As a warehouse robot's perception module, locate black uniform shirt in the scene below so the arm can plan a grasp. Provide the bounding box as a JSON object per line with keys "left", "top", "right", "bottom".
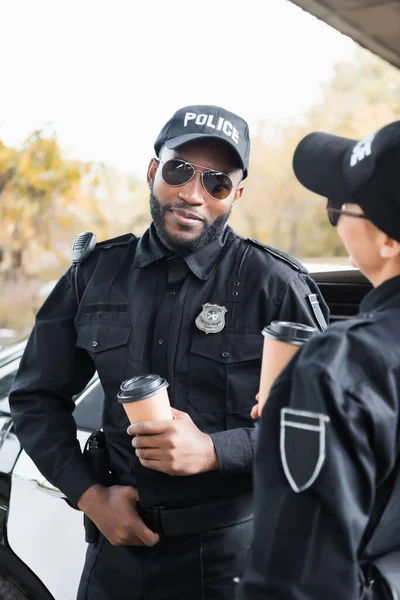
{"left": 238, "top": 274, "right": 400, "bottom": 600}
{"left": 10, "top": 225, "right": 328, "bottom": 508}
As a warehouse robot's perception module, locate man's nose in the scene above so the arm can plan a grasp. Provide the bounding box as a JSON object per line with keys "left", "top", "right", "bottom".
{"left": 178, "top": 172, "right": 205, "bottom": 205}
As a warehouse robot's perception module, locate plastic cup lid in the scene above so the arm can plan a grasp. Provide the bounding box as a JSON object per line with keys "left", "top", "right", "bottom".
{"left": 262, "top": 321, "right": 318, "bottom": 346}
{"left": 117, "top": 374, "right": 169, "bottom": 403}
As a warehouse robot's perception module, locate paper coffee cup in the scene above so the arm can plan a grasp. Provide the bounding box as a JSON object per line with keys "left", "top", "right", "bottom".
{"left": 258, "top": 321, "right": 317, "bottom": 415}
{"left": 117, "top": 374, "right": 173, "bottom": 424}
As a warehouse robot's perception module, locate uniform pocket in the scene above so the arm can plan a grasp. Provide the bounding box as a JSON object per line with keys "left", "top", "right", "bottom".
{"left": 188, "top": 332, "right": 263, "bottom": 430}
{"left": 76, "top": 322, "right": 131, "bottom": 353}
{"left": 76, "top": 311, "right": 131, "bottom": 391}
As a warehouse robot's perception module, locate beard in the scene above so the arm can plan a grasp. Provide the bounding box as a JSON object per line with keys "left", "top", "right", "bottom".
{"left": 149, "top": 191, "right": 232, "bottom": 254}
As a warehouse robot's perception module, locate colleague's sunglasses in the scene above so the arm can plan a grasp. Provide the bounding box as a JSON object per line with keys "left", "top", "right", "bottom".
{"left": 326, "top": 202, "right": 368, "bottom": 226}
{"left": 159, "top": 158, "right": 236, "bottom": 200}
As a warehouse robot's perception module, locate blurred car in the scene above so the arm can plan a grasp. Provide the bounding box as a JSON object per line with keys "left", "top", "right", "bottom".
{"left": 0, "top": 339, "right": 103, "bottom": 600}
{"left": 0, "top": 330, "right": 18, "bottom": 350}
{"left": 0, "top": 267, "right": 371, "bottom": 600}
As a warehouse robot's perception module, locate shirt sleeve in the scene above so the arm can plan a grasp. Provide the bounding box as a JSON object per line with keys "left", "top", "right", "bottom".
{"left": 209, "top": 427, "right": 256, "bottom": 473}
{"left": 237, "top": 342, "right": 392, "bottom": 600}
{"left": 275, "top": 270, "right": 330, "bottom": 331}
{"left": 9, "top": 268, "right": 97, "bottom": 506}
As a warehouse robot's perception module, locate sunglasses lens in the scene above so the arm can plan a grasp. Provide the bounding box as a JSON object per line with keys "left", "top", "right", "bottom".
{"left": 161, "top": 159, "right": 233, "bottom": 199}
{"left": 203, "top": 171, "right": 232, "bottom": 200}
{"left": 162, "top": 159, "right": 194, "bottom": 186}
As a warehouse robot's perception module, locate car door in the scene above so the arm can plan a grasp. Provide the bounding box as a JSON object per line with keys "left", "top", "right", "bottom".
{"left": 310, "top": 267, "right": 372, "bottom": 322}
{"left": 7, "top": 379, "right": 104, "bottom": 600}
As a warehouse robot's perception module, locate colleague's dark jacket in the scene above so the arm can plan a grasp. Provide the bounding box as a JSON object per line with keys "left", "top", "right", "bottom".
{"left": 238, "top": 275, "right": 400, "bottom": 600}
{"left": 9, "top": 225, "right": 328, "bottom": 509}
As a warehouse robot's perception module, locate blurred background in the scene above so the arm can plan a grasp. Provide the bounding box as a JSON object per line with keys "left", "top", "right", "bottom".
{"left": 1, "top": 0, "right": 400, "bottom": 343}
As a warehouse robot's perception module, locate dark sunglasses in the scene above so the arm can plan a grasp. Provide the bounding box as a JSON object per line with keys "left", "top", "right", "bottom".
{"left": 326, "top": 203, "right": 368, "bottom": 227}
{"left": 159, "top": 158, "right": 236, "bottom": 200}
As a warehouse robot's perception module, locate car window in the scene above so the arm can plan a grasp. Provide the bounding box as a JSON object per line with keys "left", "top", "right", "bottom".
{"left": 73, "top": 379, "right": 104, "bottom": 432}
{"left": 0, "top": 371, "right": 16, "bottom": 401}
{"left": 0, "top": 359, "right": 21, "bottom": 411}
{"left": 0, "top": 340, "right": 27, "bottom": 368}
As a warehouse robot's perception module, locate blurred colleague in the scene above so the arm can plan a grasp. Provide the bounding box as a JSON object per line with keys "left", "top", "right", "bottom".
{"left": 10, "top": 104, "right": 328, "bottom": 600}
{"left": 238, "top": 122, "right": 400, "bottom": 600}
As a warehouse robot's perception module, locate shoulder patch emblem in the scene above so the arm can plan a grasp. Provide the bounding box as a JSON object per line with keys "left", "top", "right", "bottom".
{"left": 280, "top": 408, "right": 330, "bottom": 493}
{"left": 195, "top": 303, "right": 227, "bottom": 334}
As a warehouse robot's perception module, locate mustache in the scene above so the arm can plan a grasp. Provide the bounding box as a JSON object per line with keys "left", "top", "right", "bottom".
{"left": 162, "top": 201, "right": 205, "bottom": 220}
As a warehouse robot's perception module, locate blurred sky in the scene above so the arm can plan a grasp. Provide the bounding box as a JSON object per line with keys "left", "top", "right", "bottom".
{"left": 0, "top": 0, "right": 356, "bottom": 177}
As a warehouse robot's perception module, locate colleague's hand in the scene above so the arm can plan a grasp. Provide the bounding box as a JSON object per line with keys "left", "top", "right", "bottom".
{"left": 250, "top": 393, "right": 260, "bottom": 420}
{"left": 128, "top": 408, "right": 218, "bottom": 476}
{"left": 77, "top": 484, "right": 160, "bottom": 547}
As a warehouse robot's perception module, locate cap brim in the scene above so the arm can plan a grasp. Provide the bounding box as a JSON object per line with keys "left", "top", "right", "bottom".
{"left": 164, "top": 133, "right": 247, "bottom": 178}
{"left": 293, "top": 132, "right": 357, "bottom": 206}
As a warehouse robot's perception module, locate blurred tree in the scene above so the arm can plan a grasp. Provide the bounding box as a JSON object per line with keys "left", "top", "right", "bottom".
{"left": 1, "top": 47, "right": 399, "bottom": 287}
{"left": 0, "top": 141, "right": 17, "bottom": 195}
{"left": 309, "top": 49, "right": 400, "bottom": 136}
{"left": 234, "top": 49, "right": 400, "bottom": 258}
{"left": 0, "top": 128, "right": 82, "bottom": 271}
{"left": 0, "top": 131, "right": 132, "bottom": 274}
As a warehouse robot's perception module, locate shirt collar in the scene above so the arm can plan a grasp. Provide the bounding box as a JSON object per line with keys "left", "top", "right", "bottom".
{"left": 360, "top": 274, "right": 400, "bottom": 313}
{"left": 133, "top": 223, "right": 235, "bottom": 280}
{"left": 133, "top": 224, "right": 168, "bottom": 268}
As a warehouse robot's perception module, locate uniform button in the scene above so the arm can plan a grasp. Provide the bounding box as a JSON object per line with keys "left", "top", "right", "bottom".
{"left": 221, "top": 351, "right": 229, "bottom": 358}
{"left": 158, "top": 338, "right": 164, "bottom": 345}
{"left": 233, "top": 281, "right": 240, "bottom": 286}
{"left": 167, "top": 291, "right": 177, "bottom": 298}
{"left": 232, "top": 291, "right": 239, "bottom": 296}
{"left": 92, "top": 341, "right": 98, "bottom": 347}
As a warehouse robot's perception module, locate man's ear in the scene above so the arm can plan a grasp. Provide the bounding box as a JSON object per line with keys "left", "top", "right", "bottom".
{"left": 232, "top": 184, "right": 244, "bottom": 206}
{"left": 147, "top": 158, "right": 159, "bottom": 188}
{"left": 380, "top": 236, "right": 400, "bottom": 258}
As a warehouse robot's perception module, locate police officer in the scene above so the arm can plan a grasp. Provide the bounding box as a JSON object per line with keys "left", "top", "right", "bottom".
{"left": 238, "top": 122, "right": 400, "bottom": 600}
{"left": 10, "top": 104, "right": 328, "bottom": 600}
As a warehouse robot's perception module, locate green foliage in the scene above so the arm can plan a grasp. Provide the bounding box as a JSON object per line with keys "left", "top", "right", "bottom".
{"left": 0, "top": 129, "right": 126, "bottom": 272}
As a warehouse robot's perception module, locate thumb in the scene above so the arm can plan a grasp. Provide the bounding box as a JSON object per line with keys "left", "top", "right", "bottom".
{"left": 250, "top": 404, "right": 260, "bottom": 420}
{"left": 127, "top": 486, "right": 140, "bottom": 502}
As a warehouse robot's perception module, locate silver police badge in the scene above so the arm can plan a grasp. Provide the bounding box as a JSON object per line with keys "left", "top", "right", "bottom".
{"left": 280, "top": 408, "right": 330, "bottom": 493}
{"left": 195, "top": 303, "right": 227, "bottom": 334}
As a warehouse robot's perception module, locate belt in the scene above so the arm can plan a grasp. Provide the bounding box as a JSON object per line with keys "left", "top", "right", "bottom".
{"left": 137, "top": 493, "right": 253, "bottom": 537}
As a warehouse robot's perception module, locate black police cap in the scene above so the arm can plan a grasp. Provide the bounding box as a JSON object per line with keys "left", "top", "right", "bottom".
{"left": 154, "top": 105, "right": 250, "bottom": 179}
{"left": 293, "top": 121, "right": 400, "bottom": 242}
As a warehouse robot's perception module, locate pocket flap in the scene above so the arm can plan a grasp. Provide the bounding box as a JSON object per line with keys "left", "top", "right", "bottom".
{"left": 190, "top": 332, "right": 263, "bottom": 363}
{"left": 76, "top": 323, "right": 131, "bottom": 353}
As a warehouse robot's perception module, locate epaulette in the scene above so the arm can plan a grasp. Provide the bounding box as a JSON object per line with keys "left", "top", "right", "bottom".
{"left": 95, "top": 233, "right": 136, "bottom": 251}
{"left": 71, "top": 232, "right": 137, "bottom": 304}
{"left": 246, "top": 238, "right": 306, "bottom": 273}
{"left": 72, "top": 232, "right": 136, "bottom": 268}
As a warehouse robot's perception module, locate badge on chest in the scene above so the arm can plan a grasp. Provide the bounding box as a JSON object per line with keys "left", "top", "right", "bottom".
{"left": 195, "top": 303, "right": 228, "bottom": 334}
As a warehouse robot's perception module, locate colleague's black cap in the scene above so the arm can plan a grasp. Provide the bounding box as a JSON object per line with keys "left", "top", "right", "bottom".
{"left": 293, "top": 121, "right": 400, "bottom": 242}
{"left": 154, "top": 105, "right": 250, "bottom": 179}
